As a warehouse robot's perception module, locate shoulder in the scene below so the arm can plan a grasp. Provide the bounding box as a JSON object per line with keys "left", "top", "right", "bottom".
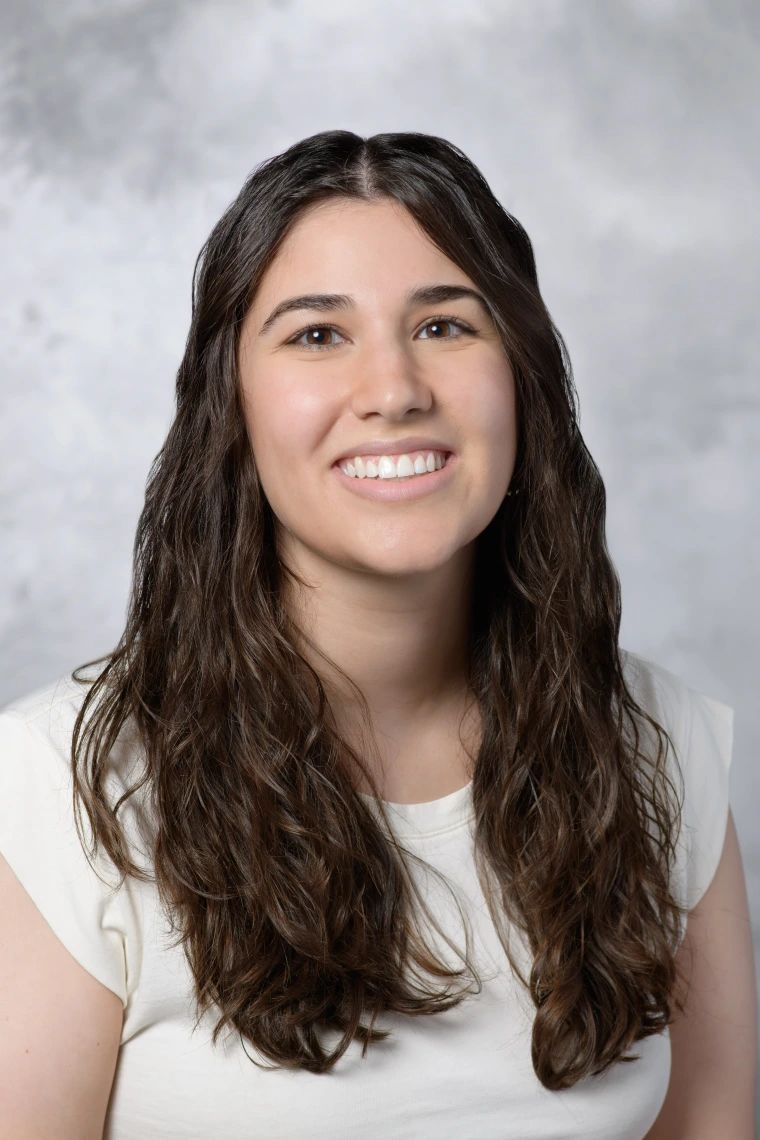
{"left": 0, "top": 673, "right": 93, "bottom": 768}
{"left": 0, "top": 675, "right": 94, "bottom": 823}
{"left": 620, "top": 647, "right": 689, "bottom": 735}
{"left": 0, "top": 669, "right": 145, "bottom": 805}
{"left": 620, "top": 648, "right": 733, "bottom": 768}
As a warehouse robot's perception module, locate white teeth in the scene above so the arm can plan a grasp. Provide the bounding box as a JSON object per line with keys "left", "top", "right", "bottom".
{"left": 339, "top": 450, "right": 449, "bottom": 480}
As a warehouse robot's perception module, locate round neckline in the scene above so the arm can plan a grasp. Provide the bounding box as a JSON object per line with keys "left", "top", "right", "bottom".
{"left": 358, "top": 779, "right": 475, "bottom": 839}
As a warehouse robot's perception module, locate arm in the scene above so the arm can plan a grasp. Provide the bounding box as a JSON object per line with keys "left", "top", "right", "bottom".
{"left": 0, "top": 853, "right": 123, "bottom": 1140}
{"left": 644, "top": 808, "right": 758, "bottom": 1139}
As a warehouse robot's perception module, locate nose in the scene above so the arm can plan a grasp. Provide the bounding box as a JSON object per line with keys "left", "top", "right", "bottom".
{"left": 348, "top": 337, "right": 433, "bottom": 422}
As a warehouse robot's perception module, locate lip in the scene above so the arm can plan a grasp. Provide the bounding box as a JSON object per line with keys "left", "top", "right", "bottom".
{"left": 331, "top": 452, "right": 458, "bottom": 502}
{"left": 332, "top": 437, "right": 455, "bottom": 466}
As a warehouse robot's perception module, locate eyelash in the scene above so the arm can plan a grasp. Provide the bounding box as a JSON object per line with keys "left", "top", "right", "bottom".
{"left": 285, "top": 314, "right": 476, "bottom": 351}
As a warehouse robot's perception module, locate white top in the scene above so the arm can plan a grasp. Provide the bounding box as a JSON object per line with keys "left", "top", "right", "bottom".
{"left": 0, "top": 649, "right": 733, "bottom": 1140}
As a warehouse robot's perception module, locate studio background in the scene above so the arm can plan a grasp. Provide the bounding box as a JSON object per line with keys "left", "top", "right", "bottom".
{"left": 1, "top": 0, "right": 758, "bottom": 1120}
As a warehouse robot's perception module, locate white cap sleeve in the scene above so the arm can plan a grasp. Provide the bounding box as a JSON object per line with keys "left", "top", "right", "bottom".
{"left": 0, "top": 681, "right": 140, "bottom": 1006}
{"left": 621, "top": 650, "right": 735, "bottom": 920}
{"left": 680, "top": 687, "right": 734, "bottom": 912}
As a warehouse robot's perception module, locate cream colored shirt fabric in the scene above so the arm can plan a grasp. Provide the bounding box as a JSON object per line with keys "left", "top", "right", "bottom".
{"left": 0, "top": 649, "right": 733, "bottom": 1139}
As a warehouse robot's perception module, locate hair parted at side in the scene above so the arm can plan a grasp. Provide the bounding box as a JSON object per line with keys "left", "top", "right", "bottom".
{"left": 72, "top": 129, "right": 689, "bottom": 1090}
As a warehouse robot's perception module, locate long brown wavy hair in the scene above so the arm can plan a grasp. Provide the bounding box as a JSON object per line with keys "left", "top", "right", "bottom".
{"left": 71, "top": 130, "right": 689, "bottom": 1091}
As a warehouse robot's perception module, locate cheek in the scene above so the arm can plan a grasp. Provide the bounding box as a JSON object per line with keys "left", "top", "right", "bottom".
{"left": 453, "top": 357, "right": 517, "bottom": 478}
{"left": 243, "top": 376, "right": 335, "bottom": 506}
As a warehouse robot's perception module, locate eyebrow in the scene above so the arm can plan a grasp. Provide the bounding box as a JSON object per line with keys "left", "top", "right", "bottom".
{"left": 257, "top": 283, "right": 491, "bottom": 337}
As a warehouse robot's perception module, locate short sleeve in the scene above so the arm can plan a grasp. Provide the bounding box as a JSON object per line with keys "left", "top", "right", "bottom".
{"left": 621, "top": 650, "right": 735, "bottom": 919}
{"left": 0, "top": 679, "right": 142, "bottom": 1006}
{"left": 679, "top": 686, "right": 734, "bottom": 912}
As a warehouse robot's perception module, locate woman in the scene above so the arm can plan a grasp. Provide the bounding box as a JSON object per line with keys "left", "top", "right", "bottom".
{"left": 0, "top": 130, "right": 755, "bottom": 1139}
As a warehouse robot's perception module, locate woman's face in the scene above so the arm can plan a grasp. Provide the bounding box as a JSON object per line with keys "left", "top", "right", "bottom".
{"left": 238, "top": 196, "right": 517, "bottom": 580}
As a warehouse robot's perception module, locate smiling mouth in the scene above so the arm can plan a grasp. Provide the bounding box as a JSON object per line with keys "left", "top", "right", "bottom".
{"left": 334, "top": 449, "right": 451, "bottom": 481}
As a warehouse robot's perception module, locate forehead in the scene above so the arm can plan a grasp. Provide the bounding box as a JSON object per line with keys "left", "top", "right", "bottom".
{"left": 251, "top": 196, "right": 474, "bottom": 309}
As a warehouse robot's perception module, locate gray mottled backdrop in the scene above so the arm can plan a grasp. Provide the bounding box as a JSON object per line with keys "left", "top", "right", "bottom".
{"left": 1, "top": 0, "right": 758, "bottom": 1111}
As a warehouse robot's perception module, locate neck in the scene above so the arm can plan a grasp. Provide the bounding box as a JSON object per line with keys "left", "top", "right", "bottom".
{"left": 279, "top": 536, "right": 480, "bottom": 800}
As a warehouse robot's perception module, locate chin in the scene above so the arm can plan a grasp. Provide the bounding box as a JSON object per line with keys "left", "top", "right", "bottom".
{"left": 348, "top": 543, "right": 461, "bottom": 579}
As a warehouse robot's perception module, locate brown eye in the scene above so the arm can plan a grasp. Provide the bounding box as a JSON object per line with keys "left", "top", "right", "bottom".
{"left": 292, "top": 326, "right": 345, "bottom": 349}
{"left": 305, "top": 327, "right": 333, "bottom": 345}
{"left": 418, "top": 319, "right": 467, "bottom": 340}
